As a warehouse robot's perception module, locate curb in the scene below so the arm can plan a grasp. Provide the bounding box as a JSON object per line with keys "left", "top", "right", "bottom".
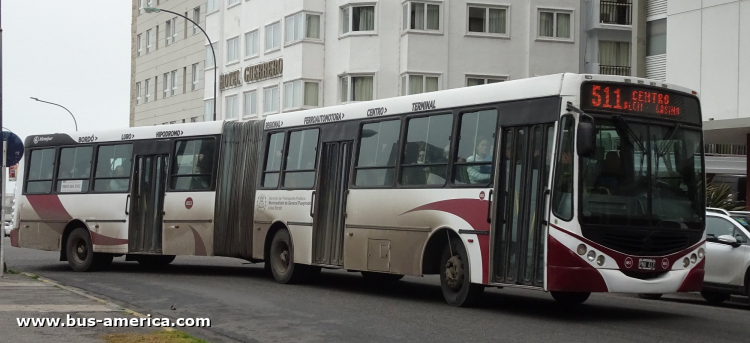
{"left": 20, "top": 271, "right": 175, "bottom": 332}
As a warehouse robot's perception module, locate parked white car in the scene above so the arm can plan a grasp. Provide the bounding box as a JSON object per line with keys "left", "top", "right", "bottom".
{"left": 3, "top": 222, "right": 10, "bottom": 237}
{"left": 701, "top": 212, "right": 750, "bottom": 304}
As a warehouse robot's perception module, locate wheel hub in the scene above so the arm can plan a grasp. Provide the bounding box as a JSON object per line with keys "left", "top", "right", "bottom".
{"left": 75, "top": 239, "right": 87, "bottom": 261}
{"left": 445, "top": 254, "right": 464, "bottom": 291}
{"left": 274, "top": 241, "right": 290, "bottom": 272}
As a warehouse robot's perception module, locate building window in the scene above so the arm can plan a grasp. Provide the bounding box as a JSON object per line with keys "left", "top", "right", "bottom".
{"left": 171, "top": 70, "right": 177, "bottom": 96}
{"left": 206, "top": 45, "right": 215, "bottom": 68}
{"left": 171, "top": 18, "right": 177, "bottom": 42}
{"left": 599, "top": 41, "right": 631, "bottom": 75}
{"left": 340, "top": 75, "right": 374, "bottom": 103}
{"left": 145, "top": 79, "right": 151, "bottom": 103}
{"left": 227, "top": 0, "right": 239, "bottom": 7}
{"left": 166, "top": 20, "right": 172, "bottom": 46}
{"left": 646, "top": 18, "right": 666, "bottom": 56}
{"left": 225, "top": 94, "right": 239, "bottom": 120}
{"left": 403, "top": 2, "right": 440, "bottom": 32}
{"left": 156, "top": 25, "right": 160, "bottom": 50}
{"left": 467, "top": 6, "right": 507, "bottom": 35}
{"left": 466, "top": 76, "right": 505, "bottom": 87}
{"left": 139, "top": 0, "right": 145, "bottom": 14}
{"left": 265, "top": 22, "right": 281, "bottom": 51}
{"left": 401, "top": 74, "right": 439, "bottom": 95}
{"left": 285, "top": 12, "right": 322, "bottom": 44}
{"left": 263, "top": 85, "right": 280, "bottom": 114}
{"left": 137, "top": 34, "right": 142, "bottom": 56}
{"left": 163, "top": 72, "right": 170, "bottom": 98}
{"left": 284, "top": 80, "right": 319, "bottom": 110}
{"left": 245, "top": 30, "right": 259, "bottom": 58}
{"left": 154, "top": 76, "right": 158, "bottom": 101}
{"left": 244, "top": 90, "right": 257, "bottom": 117}
{"left": 539, "top": 10, "right": 572, "bottom": 39}
{"left": 204, "top": 99, "right": 214, "bottom": 121}
{"left": 342, "top": 5, "right": 375, "bottom": 34}
{"left": 226, "top": 36, "right": 240, "bottom": 64}
{"left": 146, "top": 29, "right": 152, "bottom": 53}
{"left": 193, "top": 7, "right": 201, "bottom": 35}
{"left": 192, "top": 63, "right": 200, "bottom": 90}
{"left": 136, "top": 82, "right": 142, "bottom": 105}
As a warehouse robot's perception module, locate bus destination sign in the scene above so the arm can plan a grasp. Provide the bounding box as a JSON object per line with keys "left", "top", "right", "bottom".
{"left": 581, "top": 82, "right": 701, "bottom": 124}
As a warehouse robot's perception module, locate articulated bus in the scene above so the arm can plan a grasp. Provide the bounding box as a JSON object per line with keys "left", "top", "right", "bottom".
{"left": 13, "top": 74, "right": 706, "bottom": 306}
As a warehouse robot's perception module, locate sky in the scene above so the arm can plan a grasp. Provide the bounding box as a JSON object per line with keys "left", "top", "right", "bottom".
{"left": 2, "top": 1, "right": 132, "bottom": 190}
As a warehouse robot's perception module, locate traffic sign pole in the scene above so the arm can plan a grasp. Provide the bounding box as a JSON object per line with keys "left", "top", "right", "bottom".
{"left": 1, "top": 141, "right": 5, "bottom": 276}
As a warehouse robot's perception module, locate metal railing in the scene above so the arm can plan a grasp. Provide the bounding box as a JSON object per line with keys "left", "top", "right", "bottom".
{"left": 705, "top": 144, "right": 747, "bottom": 156}
{"left": 599, "top": 65, "right": 631, "bottom": 76}
{"left": 600, "top": 1, "right": 632, "bottom": 25}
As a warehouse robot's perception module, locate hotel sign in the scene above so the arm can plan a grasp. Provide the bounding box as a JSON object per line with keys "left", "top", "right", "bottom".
{"left": 219, "top": 58, "right": 284, "bottom": 91}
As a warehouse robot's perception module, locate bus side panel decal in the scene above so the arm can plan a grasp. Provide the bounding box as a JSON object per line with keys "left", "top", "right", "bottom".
{"left": 190, "top": 225, "right": 207, "bottom": 256}
{"left": 403, "top": 199, "right": 490, "bottom": 284}
{"left": 547, "top": 235, "right": 608, "bottom": 292}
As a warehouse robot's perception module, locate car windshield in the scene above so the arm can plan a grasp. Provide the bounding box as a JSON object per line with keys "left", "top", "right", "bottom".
{"left": 731, "top": 215, "right": 750, "bottom": 229}
{"left": 580, "top": 118, "right": 704, "bottom": 230}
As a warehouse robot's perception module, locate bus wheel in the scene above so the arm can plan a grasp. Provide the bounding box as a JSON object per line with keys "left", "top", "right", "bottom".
{"left": 269, "top": 229, "right": 306, "bottom": 284}
{"left": 439, "top": 240, "right": 483, "bottom": 307}
{"left": 361, "top": 271, "right": 404, "bottom": 283}
{"left": 700, "top": 291, "right": 730, "bottom": 304}
{"left": 551, "top": 291, "right": 591, "bottom": 305}
{"left": 637, "top": 293, "right": 663, "bottom": 300}
{"left": 66, "top": 228, "right": 97, "bottom": 272}
{"left": 136, "top": 255, "right": 176, "bottom": 267}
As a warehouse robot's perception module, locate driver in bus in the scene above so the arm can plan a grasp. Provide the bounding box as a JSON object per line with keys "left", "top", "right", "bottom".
{"left": 594, "top": 151, "right": 624, "bottom": 194}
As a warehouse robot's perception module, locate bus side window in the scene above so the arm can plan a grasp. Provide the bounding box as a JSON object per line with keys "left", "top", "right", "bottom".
{"left": 56, "top": 146, "right": 93, "bottom": 193}
{"left": 26, "top": 148, "right": 56, "bottom": 194}
{"left": 454, "top": 109, "right": 498, "bottom": 185}
{"left": 262, "top": 132, "right": 285, "bottom": 188}
{"left": 283, "top": 129, "right": 319, "bottom": 189}
{"left": 170, "top": 139, "right": 215, "bottom": 191}
{"left": 400, "top": 113, "right": 453, "bottom": 186}
{"left": 354, "top": 120, "right": 400, "bottom": 187}
{"left": 94, "top": 144, "right": 133, "bottom": 193}
{"left": 551, "top": 116, "right": 575, "bottom": 221}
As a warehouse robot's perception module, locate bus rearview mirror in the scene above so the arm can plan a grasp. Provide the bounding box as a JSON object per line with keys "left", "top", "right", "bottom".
{"left": 577, "top": 120, "right": 596, "bottom": 158}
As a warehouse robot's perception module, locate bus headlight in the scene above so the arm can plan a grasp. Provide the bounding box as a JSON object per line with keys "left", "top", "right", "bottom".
{"left": 587, "top": 250, "right": 596, "bottom": 262}
{"left": 690, "top": 254, "right": 697, "bottom": 264}
{"left": 577, "top": 244, "right": 587, "bottom": 255}
{"left": 596, "top": 255, "right": 606, "bottom": 266}
{"left": 683, "top": 257, "right": 690, "bottom": 268}
{"left": 697, "top": 248, "right": 705, "bottom": 259}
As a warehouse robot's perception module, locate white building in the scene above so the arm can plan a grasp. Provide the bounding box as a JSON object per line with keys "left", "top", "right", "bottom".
{"left": 581, "top": 0, "right": 634, "bottom": 76}
{"left": 131, "top": 0, "right": 208, "bottom": 126}
{"left": 201, "top": 0, "right": 582, "bottom": 122}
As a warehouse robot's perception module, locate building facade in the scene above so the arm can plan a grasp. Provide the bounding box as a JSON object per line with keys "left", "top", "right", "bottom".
{"left": 580, "top": 0, "right": 634, "bottom": 77}
{"left": 131, "top": 0, "right": 208, "bottom": 126}
{"left": 200, "top": 0, "right": 582, "bottom": 122}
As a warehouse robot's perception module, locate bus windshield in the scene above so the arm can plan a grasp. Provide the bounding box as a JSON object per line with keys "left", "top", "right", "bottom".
{"left": 580, "top": 117, "right": 704, "bottom": 230}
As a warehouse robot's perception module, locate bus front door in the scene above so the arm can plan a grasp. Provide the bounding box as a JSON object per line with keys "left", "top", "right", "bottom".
{"left": 312, "top": 141, "right": 353, "bottom": 267}
{"left": 492, "top": 124, "right": 554, "bottom": 287}
{"left": 129, "top": 154, "right": 169, "bottom": 254}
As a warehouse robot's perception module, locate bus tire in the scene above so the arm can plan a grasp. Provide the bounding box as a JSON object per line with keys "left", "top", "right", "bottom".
{"left": 637, "top": 293, "right": 663, "bottom": 300}
{"left": 65, "top": 228, "right": 96, "bottom": 272}
{"left": 269, "top": 229, "right": 306, "bottom": 284}
{"left": 439, "top": 240, "right": 483, "bottom": 307}
{"left": 700, "top": 291, "right": 730, "bottom": 304}
{"left": 361, "top": 271, "right": 404, "bottom": 283}
{"left": 136, "top": 255, "right": 176, "bottom": 267}
{"left": 551, "top": 291, "right": 591, "bottom": 305}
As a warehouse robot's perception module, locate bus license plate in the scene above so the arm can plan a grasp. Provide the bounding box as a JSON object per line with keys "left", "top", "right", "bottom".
{"left": 638, "top": 259, "right": 655, "bottom": 270}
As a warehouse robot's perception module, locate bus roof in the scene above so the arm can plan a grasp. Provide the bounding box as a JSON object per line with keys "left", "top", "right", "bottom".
{"left": 267, "top": 73, "right": 697, "bottom": 130}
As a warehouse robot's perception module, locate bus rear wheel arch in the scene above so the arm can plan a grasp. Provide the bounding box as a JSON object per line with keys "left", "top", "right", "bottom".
{"left": 65, "top": 227, "right": 113, "bottom": 272}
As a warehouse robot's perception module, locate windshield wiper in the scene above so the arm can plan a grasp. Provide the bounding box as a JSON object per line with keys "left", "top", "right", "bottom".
{"left": 612, "top": 115, "right": 648, "bottom": 153}
{"left": 657, "top": 124, "right": 682, "bottom": 157}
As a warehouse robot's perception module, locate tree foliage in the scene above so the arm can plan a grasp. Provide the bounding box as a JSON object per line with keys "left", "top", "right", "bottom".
{"left": 706, "top": 183, "right": 745, "bottom": 211}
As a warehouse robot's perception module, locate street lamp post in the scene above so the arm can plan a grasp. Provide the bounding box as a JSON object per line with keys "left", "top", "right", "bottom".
{"left": 30, "top": 97, "right": 78, "bottom": 131}
{"left": 144, "top": 7, "right": 217, "bottom": 121}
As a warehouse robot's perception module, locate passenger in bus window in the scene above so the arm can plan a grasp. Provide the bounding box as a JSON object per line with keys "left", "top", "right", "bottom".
{"left": 467, "top": 137, "right": 492, "bottom": 184}
{"left": 109, "top": 166, "right": 129, "bottom": 192}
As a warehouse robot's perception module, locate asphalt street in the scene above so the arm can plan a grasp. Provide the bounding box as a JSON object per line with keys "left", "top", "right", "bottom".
{"left": 4, "top": 237, "right": 749, "bottom": 343}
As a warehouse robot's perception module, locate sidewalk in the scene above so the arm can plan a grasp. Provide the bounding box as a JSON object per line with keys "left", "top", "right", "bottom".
{"left": 0, "top": 271, "right": 161, "bottom": 343}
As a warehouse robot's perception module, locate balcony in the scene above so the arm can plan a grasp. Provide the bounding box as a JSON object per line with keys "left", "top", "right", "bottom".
{"left": 600, "top": 1, "right": 632, "bottom": 26}
{"left": 599, "top": 65, "right": 631, "bottom": 76}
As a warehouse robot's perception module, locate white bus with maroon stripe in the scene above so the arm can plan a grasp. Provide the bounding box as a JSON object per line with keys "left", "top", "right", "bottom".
{"left": 13, "top": 74, "right": 707, "bottom": 306}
